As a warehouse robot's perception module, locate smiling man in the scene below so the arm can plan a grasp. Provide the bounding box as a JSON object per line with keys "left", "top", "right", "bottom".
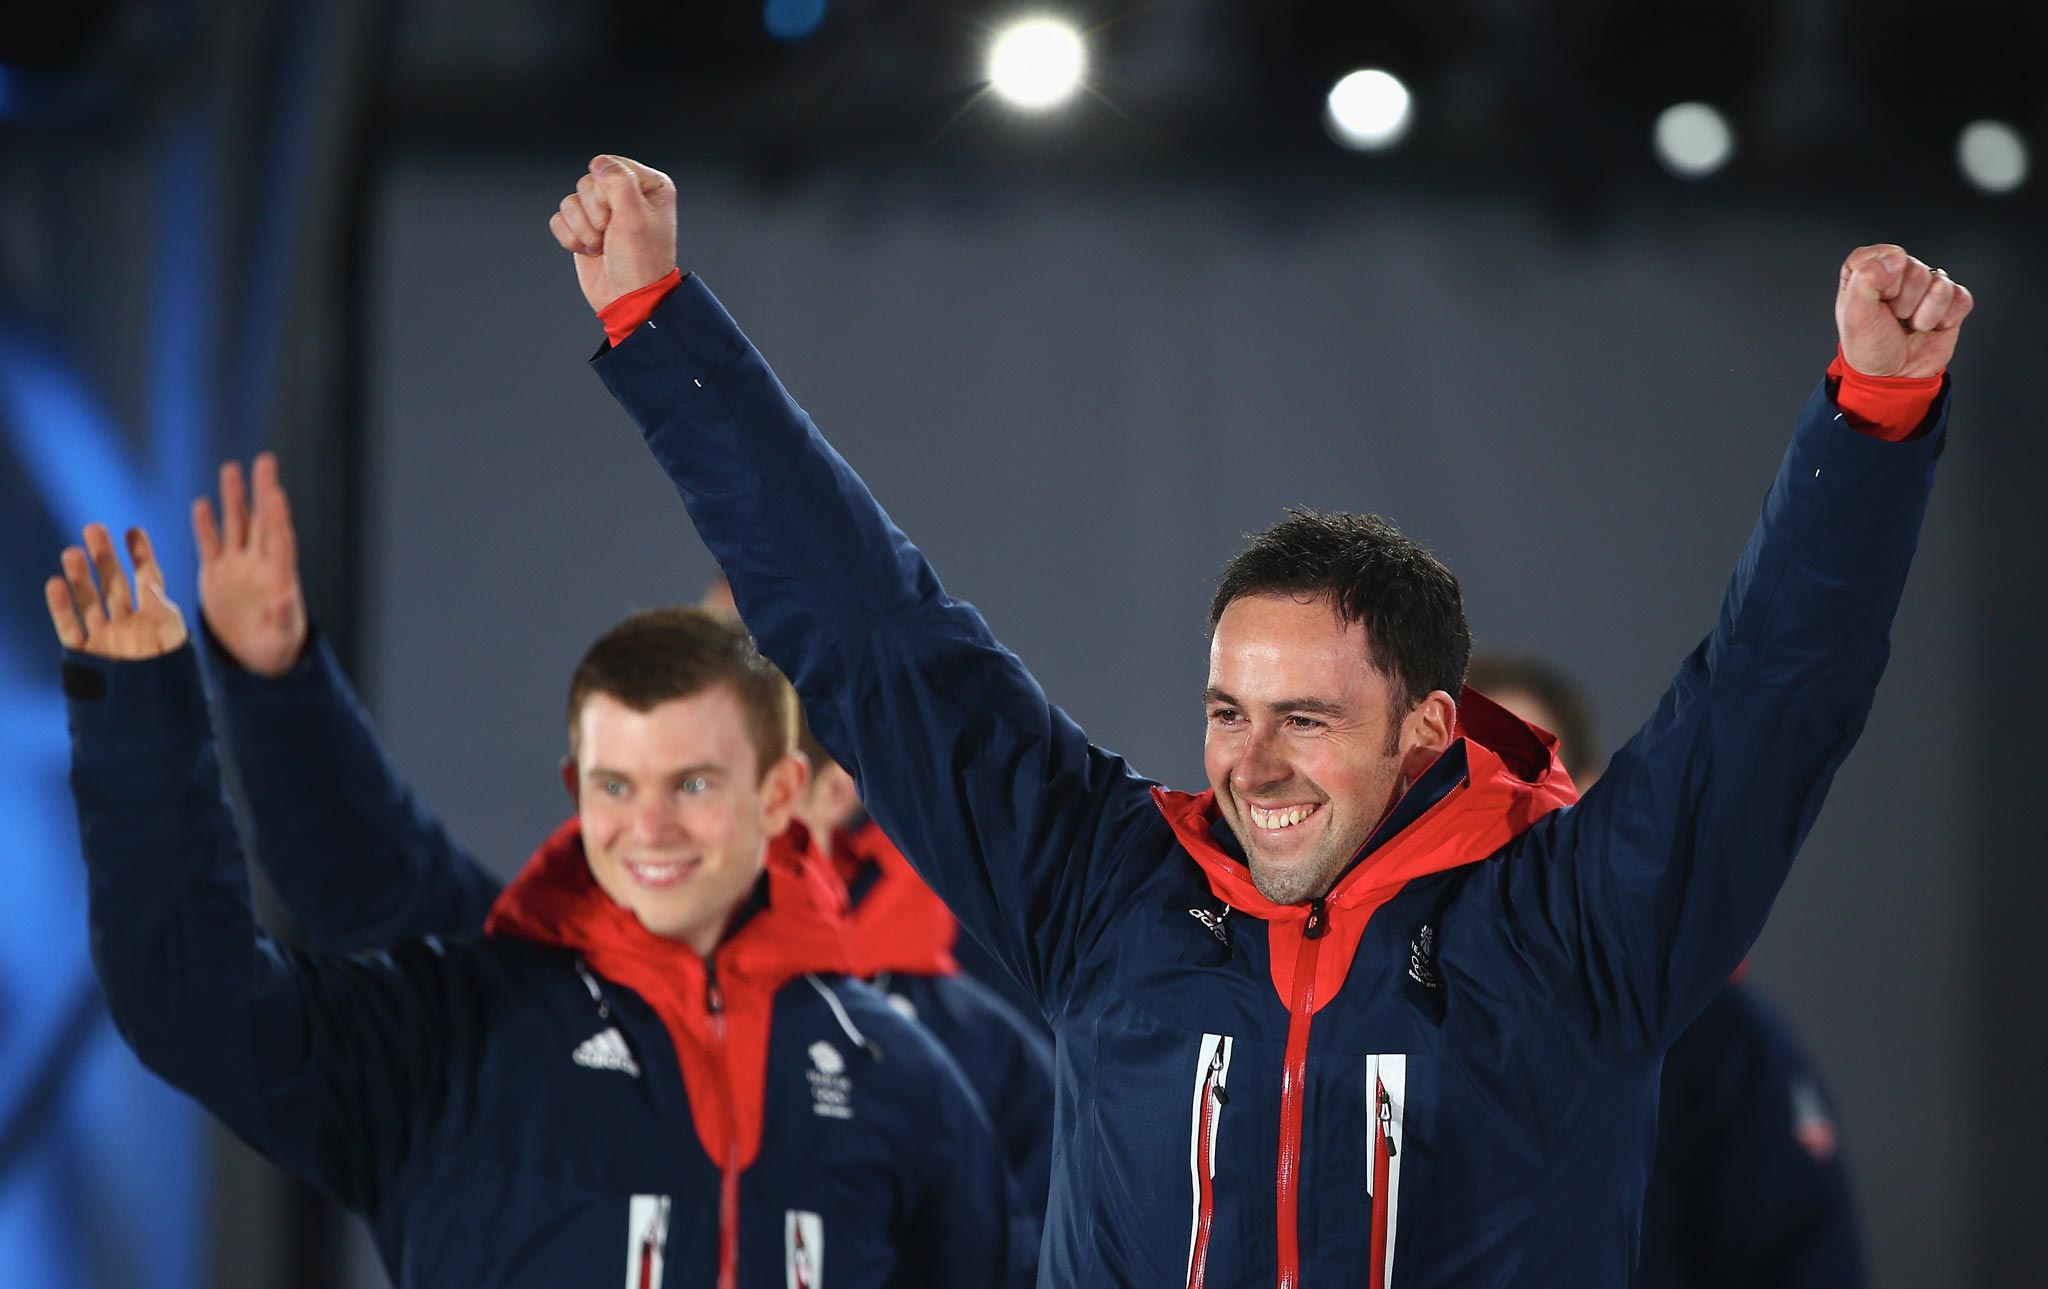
{"left": 48, "top": 531, "right": 1021, "bottom": 1289}
{"left": 559, "top": 153, "right": 1964, "bottom": 1286}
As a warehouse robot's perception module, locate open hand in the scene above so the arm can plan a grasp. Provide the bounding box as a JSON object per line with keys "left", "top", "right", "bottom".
{"left": 45, "top": 524, "right": 188, "bottom": 660}
{"left": 191, "top": 453, "right": 307, "bottom": 677}
{"left": 548, "top": 154, "right": 679, "bottom": 312}
{"left": 1835, "top": 245, "right": 1974, "bottom": 379}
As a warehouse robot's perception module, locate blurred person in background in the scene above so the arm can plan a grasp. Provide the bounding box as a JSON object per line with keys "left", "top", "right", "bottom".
{"left": 705, "top": 573, "right": 1055, "bottom": 1215}
{"left": 43, "top": 509, "right": 1021, "bottom": 1289}
{"left": 1469, "top": 654, "right": 1867, "bottom": 1288}
{"left": 563, "top": 152, "right": 1961, "bottom": 1285}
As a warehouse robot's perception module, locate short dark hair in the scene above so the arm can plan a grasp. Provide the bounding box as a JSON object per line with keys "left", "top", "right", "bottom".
{"left": 1210, "top": 509, "right": 1470, "bottom": 708}
{"left": 566, "top": 607, "right": 798, "bottom": 779}
{"left": 1464, "top": 653, "right": 1597, "bottom": 775}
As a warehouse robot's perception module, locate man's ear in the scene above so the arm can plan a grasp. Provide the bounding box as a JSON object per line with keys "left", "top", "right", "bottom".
{"left": 560, "top": 756, "right": 579, "bottom": 807}
{"left": 759, "top": 751, "right": 811, "bottom": 837}
{"left": 814, "top": 762, "right": 862, "bottom": 832}
{"left": 1399, "top": 690, "right": 1458, "bottom": 782}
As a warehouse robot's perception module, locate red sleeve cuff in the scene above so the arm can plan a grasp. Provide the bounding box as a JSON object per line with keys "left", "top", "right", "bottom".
{"left": 1827, "top": 346, "right": 1943, "bottom": 442}
{"left": 597, "top": 267, "right": 684, "bottom": 348}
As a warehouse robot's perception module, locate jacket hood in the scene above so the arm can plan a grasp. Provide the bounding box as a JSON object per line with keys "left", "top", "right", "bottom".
{"left": 834, "top": 819, "right": 960, "bottom": 979}
{"left": 485, "top": 818, "right": 852, "bottom": 1171}
{"left": 1153, "top": 686, "right": 1580, "bottom": 1012}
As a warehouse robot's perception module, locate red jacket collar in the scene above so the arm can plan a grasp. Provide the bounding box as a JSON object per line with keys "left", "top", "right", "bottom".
{"left": 1153, "top": 686, "right": 1579, "bottom": 1012}
{"left": 834, "top": 819, "right": 959, "bottom": 978}
{"left": 484, "top": 818, "right": 852, "bottom": 1171}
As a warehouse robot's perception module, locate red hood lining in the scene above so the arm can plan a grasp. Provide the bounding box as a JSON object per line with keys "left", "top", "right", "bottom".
{"left": 1155, "top": 687, "right": 1579, "bottom": 1012}
{"left": 834, "top": 819, "right": 959, "bottom": 978}
{"left": 485, "top": 818, "right": 852, "bottom": 1171}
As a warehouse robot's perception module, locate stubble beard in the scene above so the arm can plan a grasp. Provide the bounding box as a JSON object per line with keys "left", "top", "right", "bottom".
{"left": 1235, "top": 715, "right": 1406, "bottom": 907}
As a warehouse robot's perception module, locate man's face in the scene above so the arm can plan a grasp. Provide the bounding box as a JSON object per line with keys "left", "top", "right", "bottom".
{"left": 573, "top": 685, "right": 803, "bottom": 952}
{"left": 1204, "top": 594, "right": 1415, "bottom": 906}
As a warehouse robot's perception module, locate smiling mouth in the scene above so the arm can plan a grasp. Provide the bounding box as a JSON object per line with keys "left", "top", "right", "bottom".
{"left": 1246, "top": 802, "right": 1322, "bottom": 831}
{"left": 623, "top": 859, "right": 700, "bottom": 890}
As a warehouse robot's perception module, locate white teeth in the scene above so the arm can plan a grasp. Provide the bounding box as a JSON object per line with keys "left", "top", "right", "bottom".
{"left": 632, "top": 863, "right": 682, "bottom": 881}
{"left": 1249, "top": 804, "right": 1317, "bottom": 830}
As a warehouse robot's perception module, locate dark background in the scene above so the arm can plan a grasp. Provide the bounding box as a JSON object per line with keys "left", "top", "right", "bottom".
{"left": 3, "top": 2, "right": 2043, "bottom": 1286}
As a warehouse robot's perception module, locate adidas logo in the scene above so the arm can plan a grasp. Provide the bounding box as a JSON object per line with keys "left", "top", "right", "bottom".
{"left": 1189, "top": 905, "right": 1232, "bottom": 946}
{"left": 572, "top": 1026, "right": 641, "bottom": 1078}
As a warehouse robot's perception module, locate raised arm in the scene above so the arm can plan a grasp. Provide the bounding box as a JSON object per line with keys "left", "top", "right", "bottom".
{"left": 47, "top": 526, "right": 449, "bottom": 1209}
{"left": 561, "top": 157, "right": 1164, "bottom": 1017}
{"left": 193, "top": 455, "right": 501, "bottom": 948}
{"left": 1505, "top": 246, "right": 1966, "bottom": 1052}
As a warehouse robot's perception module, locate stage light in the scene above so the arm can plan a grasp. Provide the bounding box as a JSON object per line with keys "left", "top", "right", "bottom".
{"left": 762, "top": 0, "right": 827, "bottom": 42}
{"left": 987, "top": 16, "right": 1086, "bottom": 111}
{"left": 1958, "top": 120, "right": 2027, "bottom": 194}
{"left": 1653, "top": 102, "right": 1734, "bottom": 178}
{"left": 1324, "top": 69, "right": 1411, "bottom": 151}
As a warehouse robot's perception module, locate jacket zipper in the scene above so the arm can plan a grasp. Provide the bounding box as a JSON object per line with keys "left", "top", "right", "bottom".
{"left": 1275, "top": 896, "right": 1326, "bottom": 1289}
{"left": 1187, "top": 1039, "right": 1231, "bottom": 1288}
{"left": 706, "top": 960, "right": 741, "bottom": 1289}
{"left": 1370, "top": 1076, "right": 1396, "bottom": 1289}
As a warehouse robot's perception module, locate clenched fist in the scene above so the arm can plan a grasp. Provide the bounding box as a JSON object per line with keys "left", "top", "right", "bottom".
{"left": 549, "top": 155, "right": 679, "bottom": 313}
{"left": 1835, "top": 245, "right": 1973, "bottom": 379}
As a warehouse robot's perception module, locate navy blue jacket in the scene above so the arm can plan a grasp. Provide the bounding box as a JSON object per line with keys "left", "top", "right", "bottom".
{"left": 202, "top": 631, "right": 1055, "bottom": 1224}
{"left": 1641, "top": 981, "right": 1867, "bottom": 1288}
{"left": 64, "top": 645, "right": 1019, "bottom": 1288}
{"left": 591, "top": 274, "right": 1943, "bottom": 1288}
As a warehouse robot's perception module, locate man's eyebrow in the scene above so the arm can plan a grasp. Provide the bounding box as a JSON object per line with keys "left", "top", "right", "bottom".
{"left": 583, "top": 763, "right": 727, "bottom": 781}
{"left": 1201, "top": 688, "right": 1348, "bottom": 719}
{"left": 1267, "top": 696, "right": 1348, "bottom": 718}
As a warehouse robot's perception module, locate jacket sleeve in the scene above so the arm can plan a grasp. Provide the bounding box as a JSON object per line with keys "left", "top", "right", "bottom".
{"left": 1504, "top": 381, "right": 1945, "bottom": 1053}
{"left": 898, "top": 1026, "right": 1034, "bottom": 1289}
{"left": 975, "top": 984, "right": 1056, "bottom": 1222}
{"left": 66, "top": 644, "right": 455, "bottom": 1212}
{"left": 1657, "top": 985, "right": 1868, "bottom": 1288}
{"left": 202, "top": 623, "right": 502, "bottom": 949}
{"left": 591, "top": 277, "right": 1164, "bottom": 1018}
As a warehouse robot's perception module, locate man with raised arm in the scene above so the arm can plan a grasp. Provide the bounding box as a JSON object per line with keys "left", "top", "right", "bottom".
{"left": 558, "top": 153, "right": 1963, "bottom": 1286}
{"left": 183, "top": 482, "right": 1054, "bottom": 1231}
{"left": 45, "top": 524, "right": 1022, "bottom": 1288}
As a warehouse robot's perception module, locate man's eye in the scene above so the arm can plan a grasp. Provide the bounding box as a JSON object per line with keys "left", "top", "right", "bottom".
{"left": 600, "top": 779, "right": 628, "bottom": 798}
{"left": 1208, "top": 708, "right": 1241, "bottom": 726}
{"left": 1286, "top": 715, "right": 1326, "bottom": 731}
{"left": 680, "top": 776, "right": 711, "bottom": 794}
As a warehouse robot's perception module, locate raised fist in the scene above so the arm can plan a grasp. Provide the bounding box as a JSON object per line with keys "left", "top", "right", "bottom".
{"left": 1835, "top": 245, "right": 1973, "bottom": 380}
{"left": 549, "top": 155, "right": 679, "bottom": 313}
{"left": 45, "top": 524, "right": 188, "bottom": 661}
{"left": 193, "top": 453, "right": 307, "bottom": 677}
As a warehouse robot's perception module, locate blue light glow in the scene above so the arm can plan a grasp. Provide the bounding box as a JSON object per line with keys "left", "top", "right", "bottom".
{"left": 763, "top": 0, "right": 828, "bottom": 42}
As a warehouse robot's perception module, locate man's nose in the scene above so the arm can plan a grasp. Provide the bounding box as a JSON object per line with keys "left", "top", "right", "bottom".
{"left": 1232, "top": 724, "right": 1290, "bottom": 794}
{"left": 630, "top": 796, "right": 680, "bottom": 841}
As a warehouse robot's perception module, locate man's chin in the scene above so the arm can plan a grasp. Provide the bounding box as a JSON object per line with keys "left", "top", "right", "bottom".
{"left": 1247, "top": 855, "right": 1328, "bottom": 907}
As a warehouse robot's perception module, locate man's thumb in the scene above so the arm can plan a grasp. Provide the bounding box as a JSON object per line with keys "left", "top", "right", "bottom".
{"left": 591, "top": 155, "right": 668, "bottom": 206}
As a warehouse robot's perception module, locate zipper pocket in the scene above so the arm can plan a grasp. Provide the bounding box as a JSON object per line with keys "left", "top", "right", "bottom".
{"left": 1366, "top": 1055, "right": 1408, "bottom": 1289}
{"left": 1186, "top": 1032, "right": 1234, "bottom": 1289}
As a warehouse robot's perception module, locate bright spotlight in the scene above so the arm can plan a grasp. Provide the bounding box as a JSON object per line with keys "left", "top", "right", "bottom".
{"left": 987, "top": 17, "right": 1087, "bottom": 112}
{"left": 1958, "top": 120, "right": 2028, "bottom": 194}
{"left": 1324, "top": 69, "right": 1412, "bottom": 151}
{"left": 1653, "top": 102, "right": 1734, "bottom": 178}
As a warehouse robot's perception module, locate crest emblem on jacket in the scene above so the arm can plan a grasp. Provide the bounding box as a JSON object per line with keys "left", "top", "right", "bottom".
{"left": 807, "top": 1041, "right": 853, "bottom": 1119}
{"left": 1408, "top": 925, "right": 1441, "bottom": 990}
